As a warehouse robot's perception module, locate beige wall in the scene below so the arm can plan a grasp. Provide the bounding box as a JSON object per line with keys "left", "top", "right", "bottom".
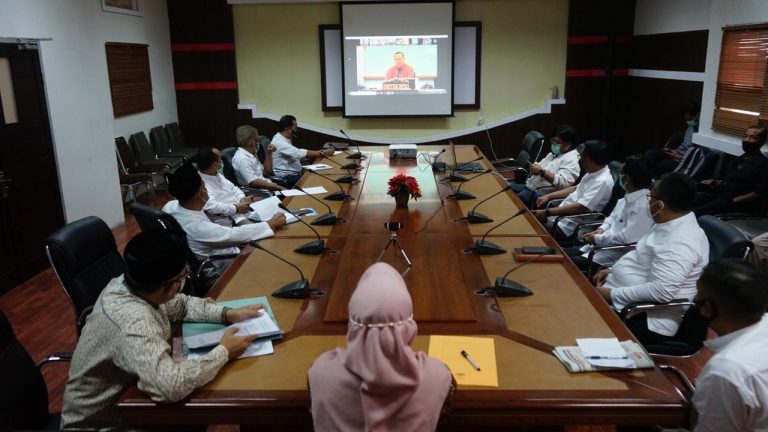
{"left": 233, "top": 0, "right": 568, "bottom": 139}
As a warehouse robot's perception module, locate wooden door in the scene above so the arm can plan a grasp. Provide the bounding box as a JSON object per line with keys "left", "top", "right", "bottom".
{"left": 0, "top": 42, "right": 64, "bottom": 294}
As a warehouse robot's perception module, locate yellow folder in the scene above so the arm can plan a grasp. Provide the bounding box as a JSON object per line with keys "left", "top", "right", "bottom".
{"left": 428, "top": 335, "right": 498, "bottom": 388}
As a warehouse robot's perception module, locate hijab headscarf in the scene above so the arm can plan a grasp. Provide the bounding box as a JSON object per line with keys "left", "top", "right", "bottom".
{"left": 308, "top": 263, "right": 452, "bottom": 432}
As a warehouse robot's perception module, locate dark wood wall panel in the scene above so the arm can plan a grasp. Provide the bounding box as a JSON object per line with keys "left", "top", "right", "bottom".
{"left": 568, "top": 0, "right": 635, "bottom": 36}
{"left": 171, "top": 51, "right": 238, "bottom": 83}
{"left": 632, "top": 30, "right": 708, "bottom": 72}
{"left": 167, "top": 0, "right": 234, "bottom": 44}
{"left": 176, "top": 90, "right": 239, "bottom": 148}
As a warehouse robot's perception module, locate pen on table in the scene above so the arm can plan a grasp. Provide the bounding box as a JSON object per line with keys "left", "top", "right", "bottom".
{"left": 585, "top": 356, "right": 628, "bottom": 360}
{"left": 460, "top": 350, "right": 481, "bottom": 371}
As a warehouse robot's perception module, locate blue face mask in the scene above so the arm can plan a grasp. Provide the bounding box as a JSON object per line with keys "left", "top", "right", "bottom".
{"left": 618, "top": 174, "right": 626, "bottom": 191}
{"left": 551, "top": 143, "right": 561, "bottom": 155}
{"left": 216, "top": 163, "right": 224, "bottom": 175}
{"left": 686, "top": 119, "right": 698, "bottom": 127}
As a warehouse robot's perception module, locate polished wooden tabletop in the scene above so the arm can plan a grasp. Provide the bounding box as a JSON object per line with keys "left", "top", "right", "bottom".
{"left": 119, "top": 145, "right": 689, "bottom": 430}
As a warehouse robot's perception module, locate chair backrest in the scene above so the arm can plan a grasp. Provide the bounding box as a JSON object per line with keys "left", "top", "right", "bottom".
{"left": 0, "top": 310, "right": 50, "bottom": 430}
{"left": 255, "top": 135, "right": 271, "bottom": 164}
{"left": 220, "top": 147, "right": 241, "bottom": 186}
{"left": 150, "top": 126, "right": 173, "bottom": 155}
{"left": 129, "top": 131, "right": 155, "bottom": 162}
{"left": 519, "top": 131, "right": 544, "bottom": 164}
{"left": 698, "top": 215, "right": 753, "bottom": 261}
{"left": 43, "top": 216, "right": 124, "bottom": 333}
{"left": 601, "top": 170, "right": 626, "bottom": 216}
{"left": 643, "top": 306, "right": 708, "bottom": 356}
{"left": 165, "top": 121, "right": 185, "bottom": 150}
{"left": 115, "top": 136, "right": 138, "bottom": 169}
{"left": 128, "top": 203, "right": 209, "bottom": 295}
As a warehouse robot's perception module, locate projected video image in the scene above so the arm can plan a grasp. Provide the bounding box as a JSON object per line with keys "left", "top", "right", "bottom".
{"left": 346, "top": 36, "right": 447, "bottom": 95}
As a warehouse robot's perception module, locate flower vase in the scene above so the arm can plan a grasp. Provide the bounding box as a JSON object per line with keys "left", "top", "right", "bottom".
{"left": 395, "top": 192, "right": 410, "bottom": 208}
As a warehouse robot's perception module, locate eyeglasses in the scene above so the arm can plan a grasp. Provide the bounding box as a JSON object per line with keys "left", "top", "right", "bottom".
{"left": 167, "top": 265, "right": 190, "bottom": 294}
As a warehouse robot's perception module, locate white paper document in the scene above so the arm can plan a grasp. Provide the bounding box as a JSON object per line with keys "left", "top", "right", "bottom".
{"left": 249, "top": 196, "right": 298, "bottom": 224}
{"left": 576, "top": 338, "right": 633, "bottom": 368}
{"left": 187, "top": 340, "right": 274, "bottom": 360}
{"left": 184, "top": 312, "right": 282, "bottom": 349}
{"left": 278, "top": 186, "right": 328, "bottom": 197}
{"left": 301, "top": 163, "right": 333, "bottom": 171}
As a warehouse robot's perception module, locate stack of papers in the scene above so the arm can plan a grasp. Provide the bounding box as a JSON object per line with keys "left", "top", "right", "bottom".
{"left": 182, "top": 297, "right": 283, "bottom": 360}
{"left": 248, "top": 196, "right": 299, "bottom": 224}
{"left": 553, "top": 339, "right": 654, "bottom": 373}
{"left": 277, "top": 186, "right": 328, "bottom": 197}
{"left": 301, "top": 163, "right": 332, "bottom": 171}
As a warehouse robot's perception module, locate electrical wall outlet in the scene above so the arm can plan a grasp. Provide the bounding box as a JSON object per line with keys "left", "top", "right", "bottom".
{"left": 477, "top": 116, "right": 484, "bottom": 126}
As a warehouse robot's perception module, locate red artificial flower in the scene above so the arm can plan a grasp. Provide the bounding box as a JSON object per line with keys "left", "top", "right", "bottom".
{"left": 387, "top": 174, "right": 421, "bottom": 200}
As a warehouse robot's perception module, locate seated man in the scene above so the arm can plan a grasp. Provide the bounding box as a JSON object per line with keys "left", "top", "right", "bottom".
{"left": 384, "top": 51, "right": 416, "bottom": 80}
{"left": 510, "top": 124, "right": 581, "bottom": 207}
{"left": 198, "top": 147, "right": 258, "bottom": 225}
{"left": 61, "top": 229, "right": 263, "bottom": 430}
{"left": 645, "top": 101, "right": 700, "bottom": 177}
{"left": 231, "top": 125, "right": 285, "bottom": 192}
{"left": 532, "top": 140, "right": 615, "bottom": 240}
{"left": 564, "top": 155, "right": 654, "bottom": 272}
{"left": 593, "top": 172, "right": 709, "bottom": 345}
{"left": 689, "top": 259, "right": 768, "bottom": 432}
{"left": 163, "top": 163, "right": 286, "bottom": 264}
{"left": 271, "top": 115, "right": 334, "bottom": 188}
{"left": 693, "top": 125, "right": 768, "bottom": 216}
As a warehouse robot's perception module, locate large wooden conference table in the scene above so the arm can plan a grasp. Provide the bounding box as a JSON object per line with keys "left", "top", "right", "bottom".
{"left": 119, "top": 145, "right": 689, "bottom": 430}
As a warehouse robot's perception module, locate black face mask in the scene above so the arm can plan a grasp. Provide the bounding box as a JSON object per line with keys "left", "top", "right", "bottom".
{"left": 742, "top": 140, "right": 760, "bottom": 154}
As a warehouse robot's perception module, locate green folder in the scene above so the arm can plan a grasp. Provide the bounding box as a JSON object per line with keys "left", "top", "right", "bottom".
{"left": 182, "top": 296, "right": 282, "bottom": 355}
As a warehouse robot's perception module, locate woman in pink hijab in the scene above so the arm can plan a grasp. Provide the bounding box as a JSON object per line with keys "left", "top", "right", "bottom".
{"left": 308, "top": 263, "right": 454, "bottom": 432}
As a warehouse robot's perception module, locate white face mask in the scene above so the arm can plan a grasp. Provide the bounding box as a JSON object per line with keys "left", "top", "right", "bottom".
{"left": 199, "top": 188, "right": 209, "bottom": 205}
{"left": 647, "top": 199, "right": 664, "bottom": 220}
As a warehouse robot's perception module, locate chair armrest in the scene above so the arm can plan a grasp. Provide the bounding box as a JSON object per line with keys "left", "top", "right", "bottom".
{"left": 196, "top": 253, "right": 240, "bottom": 278}
{"left": 545, "top": 199, "right": 565, "bottom": 209}
{"left": 37, "top": 352, "right": 73, "bottom": 368}
{"left": 659, "top": 364, "right": 695, "bottom": 396}
{"left": 269, "top": 177, "right": 288, "bottom": 187}
{"left": 557, "top": 213, "right": 605, "bottom": 226}
{"left": 619, "top": 299, "right": 694, "bottom": 320}
{"left": 489, "top": 157, "right": 519, "bottom": 166}
{"left": 552, "top": 211, "right": 600, "bottom": 229}
{"left": 715, "top": 213, "right": 767, "bottom": 221}
{"left": 127, "top": 164, "right": 169, "bottom": 174}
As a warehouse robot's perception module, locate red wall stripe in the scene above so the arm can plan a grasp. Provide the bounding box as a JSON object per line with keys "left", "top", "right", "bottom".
{"left": 566, "top": 69, "right": 629, "bottom": 77}
{"left": 568, "top": 35, "right": 633, "bottom": 44}
{"left": 175, "top": 82, "right": 237, "bottom": 90}
{"left": 171, "top": 43, "right": 235, "bottom": 52}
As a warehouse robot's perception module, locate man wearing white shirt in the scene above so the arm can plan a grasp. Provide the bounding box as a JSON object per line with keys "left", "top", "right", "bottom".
{"left": 593, "top": 172, "right": 709, "bottom": 344}
{"left": 198, "top": 147, "right": 257, "bottom": 225}
{"left": 688, "top": 259, "right": 768, "bottom": 432}
{"left": 231, "top": 125, "right": 284, "bottom": 192}
{"left": 532, "top": 140, "right": 615, "bottom": 238}
{"left": 510, "top": 125, "right": 581, "bottom": 207}
{"left": 163, "top": 163, "right": 286, "bottom": 263}
{"left": 565, "top": 156, "right": 654, "bottom": 271}
{"left": 271, "top": 115, "right": 333, "bottom": 188}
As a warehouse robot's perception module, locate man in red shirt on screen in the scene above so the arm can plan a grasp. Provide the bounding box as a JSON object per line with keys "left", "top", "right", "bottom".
{"left": 385, "top": 51, "right": 416, "bottom": 80}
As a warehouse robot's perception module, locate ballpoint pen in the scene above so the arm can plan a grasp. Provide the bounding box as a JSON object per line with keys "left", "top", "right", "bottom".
{"left": 585, "top": 356, "right": 628, "bottom": 360}
{"left": 461, "top": 350, "right": 481, "bottom": 371}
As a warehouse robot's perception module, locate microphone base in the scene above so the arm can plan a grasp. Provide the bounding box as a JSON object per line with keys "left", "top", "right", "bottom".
{"left": 346, "top": 152, "right": 366, "bottom": 160}
{"left": 294, "top": 239, "right": 325, "bottom": 255}
{"left": 446, "top": 173, "right": 468, "bottom": 182}
{"left": 432, "top": 162, "right": 447, "bottom": 172}
{"left": 311, "top": 212, "right": 337, "bottom": 226}
{"left": 467, "top": 211, "right": 494, "bottom": 224}
{"left": 341, "top": 163, "right": 362, "bottom": 170}
{"left": 449, "top": 190, "right": 476, "bottom": 200}
{"left": 324, "top": 191, "right": 347, "bottom": 201}
{"left": 492, "top": 277, "right": 533, "bottom": 297}
{"left": 272, "top": 279, "right": 312, "bottom": 299}
{"left": 334, "top": 176, "right": 357, "bottom": 184}
{"left": 473, "top": 240, "right": 507, "bottom": 255}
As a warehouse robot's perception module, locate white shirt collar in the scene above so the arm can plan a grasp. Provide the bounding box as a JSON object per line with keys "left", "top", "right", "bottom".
{"left": 235, "top": 147, "right": 255, "bottom": 158}
{"left": 704, "top": 314, "right": 768, "bottom": 353}
{"left": 624, "top": 188, "right": 648, "bottom": 204}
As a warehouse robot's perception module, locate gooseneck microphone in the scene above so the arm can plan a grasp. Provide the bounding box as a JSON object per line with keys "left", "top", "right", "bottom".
{"left": 432, "top": 148, "right": 447, "bottom": 172}
{"left": 470, "top": 207, "right": 527, "bottom": 255}
{"left": 306, "top": 169, "right": 351, "bottom": 201}
{"left": 445, "top": 156, "right": 484, "bottom": 182}
{"left": 277, "top": 203, "right": 326, "bottom": 255}
{"left": 448, "top": 169, "right": 492, "bottom": 200}
{"left": 295, "top": 186, "right": 338, "bottom": 225}
{"left": 322, "top": 157, "right": 359, "bottom": 183}
{"left": 466, "top": 185, "right": 512, "bottom": 224}
{"left": 475, "top": 247, "right": 556, "bottom": 297}
{"left": 339, "top": 129, "right": 366, "bottom": 160}
{"left": 250, "top": 241, "right": 324, "bottom": 298}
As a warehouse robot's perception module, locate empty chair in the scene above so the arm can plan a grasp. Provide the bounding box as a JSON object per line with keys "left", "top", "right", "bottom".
{"left": 43, "top": 216, "right": 125, "bottom": 334}
{"left": 128, "top": 203, "right": 238, "bottom": 295}
{"left": 0, "top": 310, "right": 71, "bottom": 431}
{"left": 129, "top": 131, "right": 184, "bottom": 171}
{"left": 115, "top": 136, "right": 169, "bottom": 176}
{"left": 493, "top": 130, "right": 546, "bottom": 182}
{"left": 150, "top": 126, "right": 195, "bottom": 161}
{"left": 164, "top": 121, "right": 197, "bottom": 155}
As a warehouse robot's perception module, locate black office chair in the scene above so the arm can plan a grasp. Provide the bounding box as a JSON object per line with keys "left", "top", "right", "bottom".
{"left": 150, "top": 126, "right": 195, "bottom": 161}
{"left": 43, "top": 216, "right": 125, "bottom": 335}
{"left": 0, "top": 310, "right": 71, "bottom": 431}
{"left": 164, "top": 122, "right": 198, "bottom": 156}
{"left": 698, "top": 215, "right": 753, "bottom": 261}
{"left": 129, "top": 131, "right": 184, "bottom": 171}
{"left": 495, "top": 130, "right": 545, "bottom": 183}
{"left": 221, "top": 146, "right": 285, "bottom": 194}
{"left": 128, "top": 203, "right": 238, "bottom": 296}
